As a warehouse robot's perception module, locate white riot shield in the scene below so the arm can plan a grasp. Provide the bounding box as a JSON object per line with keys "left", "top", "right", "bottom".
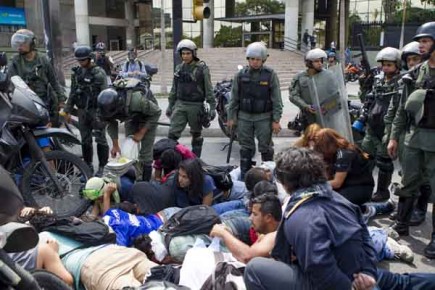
{"left": 309, "top": 68, "right": 354, "bottom": 143}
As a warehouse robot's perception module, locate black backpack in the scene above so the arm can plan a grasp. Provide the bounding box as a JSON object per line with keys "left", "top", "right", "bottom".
{"left": 201, "top": 262, "right": 245, "bottom": 290}
{"left": 201, "top": 163, "right": 235, "bottom": 192}
{"left": 42, "top": 218, "right": 116, "bottom": 247}
{"left": 160, "top": 205, "right": 221, "bottom": 249}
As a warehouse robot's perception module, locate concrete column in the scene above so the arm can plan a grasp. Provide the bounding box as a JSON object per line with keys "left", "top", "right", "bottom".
{"left": 301, "top": 0, "right": 314, "bottom": 44}
{"left": 24, "top": 0, "right": 44, "bottom": 47}
{"left": 203, "top": 0, "right": 214, "bottom": 48}
{"left": 284, "top": 0, "right": 299, "bottom": 51}
{"left": 125, "top": 0, "right": 136, "bottom": 48}
{"left": 74, "top": 0, "right": 90, "bottom": 46}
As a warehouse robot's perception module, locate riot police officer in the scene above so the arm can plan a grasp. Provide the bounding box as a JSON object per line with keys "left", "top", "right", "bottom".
{"left": 388, "top": 22, "right": 435, "bottom": 259}
{"left": 289, "top": 48, "right": 329, "bottom": 126}
{"left": 166, "top": 39, "right": 216, "bottom": 158}
{"left": 386, "top": 42, "right": 430, "bottom": 226}
{"left": 97, "top": 79, "right": 162, "bottom": 181}
{"left": 228, "top": 42, "right": 282, "bottom": 178}
{"left": 360, "top": 47, "right": 402, "bottom": 202}
{"left": 8, "top": 29, "right": 66, "bottom": 124}
{"left": 64, "top": 46, "right": 109, "bottom": 176}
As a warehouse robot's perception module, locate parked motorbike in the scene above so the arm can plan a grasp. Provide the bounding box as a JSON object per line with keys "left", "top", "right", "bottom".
{"left": 345, "top": 63, "right": 362, "bottom": 83}
{"left": 0, "top": 70, "right": 92, "bottom": 217}
{"left": 214, "top": 79, "right": 233, "bottom": 138}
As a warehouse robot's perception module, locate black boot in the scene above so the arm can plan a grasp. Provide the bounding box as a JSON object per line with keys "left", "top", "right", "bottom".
{"left": 142, "top": 164, "right": 153, "bottom": 182}
{"left": 424, "top": 206, "right": 435, "bottom": 259}
{"left": 191, "top": 135, "right": 204, "bottom": 158}
{"left": 82, "top": 143, "right": 94, "bottom": 174}
{"left": 391, "top": 197, "right": 416, "bottom": 236}
{"left": 95, "top": 144, "right": 109, "bottom": 177}
{"left": 410, "top": 184, "right": 431, "bottom": 226}
{"left": 372, "top": 170, "right": 393, "bottom": 202}
{"left": 240, "top": 149, "right": 253, "bottom": 181}
{"left": 261, "top": 148, "right": 274, "bottom": 162}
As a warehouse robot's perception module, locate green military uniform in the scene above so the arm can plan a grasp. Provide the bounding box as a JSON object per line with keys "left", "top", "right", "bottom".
{"left": 361, "top": 73, "right": 401, "bottom": 198}
{"left": 107, "top": 89, "right": 162, "bottom": 180}
{"left": 64, "top": 64, "right": 108, "bottom": 171}
{"left": 167, "top": 60, "right": 215, "bottom": 157}
{"left": 8, "top": 52, "right": 66, "bottom": 123}
{"left": 229, "top": 65, "right": 283, "bottom": 175}
{"left": 391, "top": 61, "right": 435, "bottom": 199}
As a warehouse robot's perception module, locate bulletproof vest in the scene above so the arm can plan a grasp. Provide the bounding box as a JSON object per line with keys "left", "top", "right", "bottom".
{"left": 417, "top": 64, "right": 435, "bottom": 129}
{"left": 13, "top": 54, "right": 50, "bottom": 105}
{"left": 175, "top": 62, "right": 205, "bottom": 103}
{"left": 96, "top": 56, "right": 111, "bottom": 75}
{"left": 238, "top": 67, "right": 273, "bottom": 114}
{"left": 73, "top": 65, "right": 101, "bottom": 109}
{"left": 367, "top": 78, "right": 398, "bottom": 138}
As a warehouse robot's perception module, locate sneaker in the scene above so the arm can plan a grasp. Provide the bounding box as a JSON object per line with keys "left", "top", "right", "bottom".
{"left": 387, "top": 239, "right": 414, "bottom": 264}
{"left": 385, "top": 227, "right": 400, "bottom": 241}
{"left": 362, "top": 205, "right": 377, "bottom": 224}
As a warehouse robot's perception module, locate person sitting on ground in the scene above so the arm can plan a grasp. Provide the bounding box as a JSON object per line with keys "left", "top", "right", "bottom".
{"left": 312, "top": 128, "right": 394, "bottom": 221}
{"left": 174, "top": 158, "right": 215, "bottom": 207}
{"left": 210, "top": 194, "right": 281, "bottom": 264}
{"left": 153, "top": 138, "right": 196, "bottom": 181}
{"left": 83, "top": 177, "right": 121, "bottom": 218}
{"left": 244, "top": 147, "right": 435, "bottom": 290}
{"left": 293, "top": 123, "right": 322, "bottom": 149}
{"left": 9, "top": 207, "right": 73, "bottom": 286}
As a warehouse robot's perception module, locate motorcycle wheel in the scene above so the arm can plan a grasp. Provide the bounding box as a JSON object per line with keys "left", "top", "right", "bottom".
{"left": 52, "top": 119, "right": 82, "bottom": 158}
{"left": 20, "top": 150, "right": 92, "bottom": 218}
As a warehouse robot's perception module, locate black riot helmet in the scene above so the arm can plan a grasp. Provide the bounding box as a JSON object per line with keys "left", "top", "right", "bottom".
{"left": 413, "top": 21, "right": 435, "bottom": 59}
{"left": 74, "top": 45, "right": 93, "bottom": 61}
{"left": 97, "top": 88, "right": 122, "bottom": 119}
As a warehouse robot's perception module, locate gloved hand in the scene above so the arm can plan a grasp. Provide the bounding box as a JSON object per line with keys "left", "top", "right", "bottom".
{"left": 166, "top": 107, "right": 172, "bottom": 118}
{"left": 209, "top": 109, "right": 216, "bottom": 121}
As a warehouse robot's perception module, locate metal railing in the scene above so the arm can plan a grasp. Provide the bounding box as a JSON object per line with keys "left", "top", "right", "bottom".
{"left": 282, "top": 36, "right": 308, "bottom": 56}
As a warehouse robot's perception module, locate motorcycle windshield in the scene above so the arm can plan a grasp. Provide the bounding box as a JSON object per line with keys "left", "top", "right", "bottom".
{"left": 9, "top": 76, "right": 49, "bottom": 125}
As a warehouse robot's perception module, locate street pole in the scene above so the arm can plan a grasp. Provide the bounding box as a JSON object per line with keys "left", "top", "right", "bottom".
{"left": 399, "top": 0, "right": 407, "bottom": 49}
{"left": 339, "top": 0, "right": 345, "bottom": 74}
{"left": 160, "top": 0, "right": 167, "bottom": 94}
{"left": 172, "top": 0, "right": 183, "bottom": 70}
{"left": 41, "top": 0, "right": 65, "bottom": 86}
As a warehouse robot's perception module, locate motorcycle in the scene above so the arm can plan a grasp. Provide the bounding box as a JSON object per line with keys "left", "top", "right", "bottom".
{"left": 345, "top": 63, "right": 362, "bottom": 83}
{"left": 0, "top": 63, "right": 92, "bottom": 218}
{"left": 214, "top": 79, "right": 234, "bottom": 139}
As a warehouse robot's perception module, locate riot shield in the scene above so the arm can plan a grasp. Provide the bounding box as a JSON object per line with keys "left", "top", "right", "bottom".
{"left": 309, "top": 68, "right": 354, "bottom": 143}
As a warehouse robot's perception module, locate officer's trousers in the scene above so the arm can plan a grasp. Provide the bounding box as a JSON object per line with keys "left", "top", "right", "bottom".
{"left": 237, "top": 118, "right": 273, "bottom": 156}
{"left": 397, "top": 145, "right": 435, "bottom": 201}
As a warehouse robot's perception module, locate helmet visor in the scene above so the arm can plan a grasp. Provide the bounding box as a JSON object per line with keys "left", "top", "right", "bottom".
{"left": 11, "top": 33, "right": 31, "bottom": 49}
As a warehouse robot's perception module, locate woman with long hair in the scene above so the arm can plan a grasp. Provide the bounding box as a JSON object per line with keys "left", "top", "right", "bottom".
{"left": 313, "top": 128, "right": 374, "bottom": 206}
{"left": 175, "top": 158, "right": 215, "bottom": 207}
{"left": 293, "top": 123, "right": 322, "bottom": 149}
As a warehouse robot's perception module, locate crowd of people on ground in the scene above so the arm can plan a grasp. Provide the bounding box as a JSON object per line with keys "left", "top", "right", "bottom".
{"left": 2, "top": 21, "right": 435, "bottom": 289}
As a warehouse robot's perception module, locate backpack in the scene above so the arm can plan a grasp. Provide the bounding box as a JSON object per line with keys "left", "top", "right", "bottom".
{"left": 42, "top": 218, "right": 116, "bottom": 248}
{"left": 126, "top": 60, "right": 143, "bottom": 72}
{"left": 153, "top": 138, "right": 178, "bottom": 160}
{"left": 200, "top": 262, "right": 245, "bottom": 290}
{"left": 160, "top": 205, "right": 221, "bottom": 249}
{"left": 201, "top": 163, "right": 235, "bottom": 192}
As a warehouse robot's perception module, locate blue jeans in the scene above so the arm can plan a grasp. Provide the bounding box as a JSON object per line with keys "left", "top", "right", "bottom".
{"left": 244, "top": 257, "right": 435, "bottom": 290}
{"left": 221, "top": 215, "right": 252, "bottom": 244}
{"left": 212, "top": 200, "right": 245, "bottom": 215}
